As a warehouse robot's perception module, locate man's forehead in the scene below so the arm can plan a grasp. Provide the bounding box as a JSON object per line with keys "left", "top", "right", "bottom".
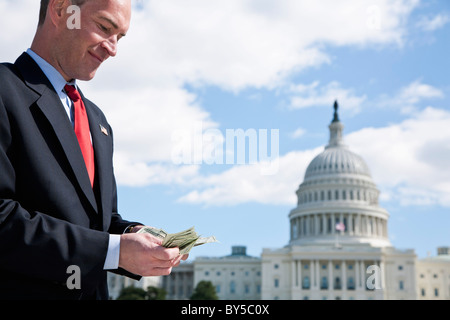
{"left": 85, "top": 0, "right": 131, "bottom": 30}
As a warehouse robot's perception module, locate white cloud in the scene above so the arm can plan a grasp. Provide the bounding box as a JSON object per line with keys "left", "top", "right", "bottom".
{"left": 397, "top": 80, "right": 444, "bottom": 104}
{"left": 175, "top": 107, "right": 450, "bottom": 208}
{"left": 417, "top": 13, "right": 450, "bottom": 31}
{"left": 347, "top": 107, "right": 450, "bottom": 207}
{"left": 177, "top": 149, "right": 321, "bottom": 207}
{"left": 0, "top": 0, "right": 421, "bottom": 188}
{"left": 288, "top": 81, "right": 367, "bottom": 115}
{"left": 290, "top": 128, "right": 306, "bottom": 139}
{"left": 378, "top": 80, "right": 444, "bottom": 113}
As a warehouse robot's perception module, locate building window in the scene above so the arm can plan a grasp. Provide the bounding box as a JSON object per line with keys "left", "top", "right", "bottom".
{"left": 274, "top": 279, "right": 279, "bottom": 288}
{"left": 348, "top": 277, "right": 355, "bottom": 290}
{"left": 334, "top": 277, "right": 341, "bottom": 290}
{"left": 335, "top": 190, "right": 339, "bottom": 200}
{"left": 321, "top": 277, "right": 328, "bottom": 289}
{"left": 274, "top": 264, "right": 279, "bottom": 269}
{"left": 399, "top": 281, "right": 404, "bottom": 290}
{"left": 230, "top": 281, "right": 235, "bottom": 294}
{"left": 328, "top": 190, "right": 332, "bottom": 200}
{"left": 205, "top": 271, "right": 209, "bottom": 276}
{"left": 398, "top": 265, "right": 403, "bottom": 271}
{"left": 434, "top": 288, "right": 439, "bottom": 297}
{"left": 421, "top": 288, "right": 425, "bottom": 296}
{"left": 302, "top": 276, "right": 310, "bottom": 289}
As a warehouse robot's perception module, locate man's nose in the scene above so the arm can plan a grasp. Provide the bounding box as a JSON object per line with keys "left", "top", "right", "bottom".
{"left": 102, "top": 36, "right": 118, "bottom": 57}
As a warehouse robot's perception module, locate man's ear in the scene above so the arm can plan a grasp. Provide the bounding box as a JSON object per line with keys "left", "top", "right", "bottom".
{"left": 47, "top": 0, "right": 71, "bottom": 28}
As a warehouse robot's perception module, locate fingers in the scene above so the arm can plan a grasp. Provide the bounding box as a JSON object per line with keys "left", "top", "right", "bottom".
{"left": 119, "top": 233, "right": 189, "bottom": 277}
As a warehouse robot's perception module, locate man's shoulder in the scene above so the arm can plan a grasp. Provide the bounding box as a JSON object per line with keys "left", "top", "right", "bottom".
{"left": 0, "top": 61, "right": 24, "bottom": 97}
{"left": 0, "top": 61, "right": 19, "bottom": 80}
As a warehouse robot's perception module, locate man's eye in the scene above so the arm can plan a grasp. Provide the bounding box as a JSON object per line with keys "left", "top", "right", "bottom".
{"left": 98, "top": 24, "right": 109, "bottom": 32}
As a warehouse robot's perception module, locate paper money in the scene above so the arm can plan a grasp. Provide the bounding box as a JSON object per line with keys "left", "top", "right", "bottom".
{"left": 137, "top": 226, "right": 218, "bottom": 255}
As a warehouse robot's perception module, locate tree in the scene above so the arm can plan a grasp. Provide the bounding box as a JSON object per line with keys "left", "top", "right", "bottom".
{"left": 190, "top": 280, "right": 218, "bottom": 300}
{"left": 146, "top": 286, "right": 167, "bottom": 300}
{"left": 116, "top": 286, "right": 146, "bottom": 300}
{"left": 116, "top": 285, "right": 167, "bottom": 300}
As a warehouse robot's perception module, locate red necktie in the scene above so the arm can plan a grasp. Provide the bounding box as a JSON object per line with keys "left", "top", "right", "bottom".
{"left": 65, "top": 84, "right": 95, "bottom": 187}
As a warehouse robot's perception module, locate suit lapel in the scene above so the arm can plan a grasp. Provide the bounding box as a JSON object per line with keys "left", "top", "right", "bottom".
{"left": 15, "top": 53, "right": 98, "bottom": 214}
{"left": 84, "top": 96, "right": 112, "bottom": 222}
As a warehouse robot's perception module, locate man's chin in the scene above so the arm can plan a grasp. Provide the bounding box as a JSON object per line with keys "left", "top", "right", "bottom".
{"left": 77, "top": 70, "right": 98, "bottom": 81}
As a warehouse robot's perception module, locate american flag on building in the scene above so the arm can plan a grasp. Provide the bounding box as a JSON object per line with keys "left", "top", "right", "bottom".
{"left": 335, "top": 222, "right": 345, "bottom": 232}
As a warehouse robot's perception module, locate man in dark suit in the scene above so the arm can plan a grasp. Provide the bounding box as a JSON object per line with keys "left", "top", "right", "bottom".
{"left": 0, "top": 0, "right": 187, "bottom": 300}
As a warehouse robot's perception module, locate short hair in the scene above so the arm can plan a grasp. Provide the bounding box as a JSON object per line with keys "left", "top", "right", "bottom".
{"left": 38, "top": 0, "right": 87, "bottom": 26}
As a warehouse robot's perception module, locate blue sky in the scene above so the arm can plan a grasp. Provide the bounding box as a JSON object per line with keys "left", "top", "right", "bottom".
{"left": 1, "top": 0, "right": 449, "bottom": 260}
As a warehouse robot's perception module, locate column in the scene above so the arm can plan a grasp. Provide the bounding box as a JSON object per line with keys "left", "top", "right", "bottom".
{"left": 342, "top": 260, "right": 347, "bottom": 293}
{"left": 355, "top": 214, "right": 360, "bottom": 235}
{"left": 355, "top": 260, "right": 360, "bottom": 289}
{"left": 298, "top": 260, "right": 302, "bottom": 291}
{"left": 291, "top": 260, "right": 297, "bottom": 288}
{"left": 360, "top": 260, "right": 366, "bottom": 290}
{"left": 314, "top": 214, "right": 319, "bottom": 235}
{"left": 315, "top": 260, "right": 320, "bottom": 290}
{"left": 305, "top": 216, "right": 309, "bottom": 236}
{"left": 328, "top": 260, "right": 333, "bottom": 292}
{"left": 377, "top": 218, "right": 382, "bottom": 238}
{"left": 322, "top": 214, "right": 326, "bottom": 235}
{"left": 330, "top": 213, "right": 336, "bottom": 235}
{"left": 299, "top": 217, "right": 303, "bottom": 237}
{"left": 310, "top": 260, "right": 315, "bottom": 289}
{"left": 349, "top": 213, "right": 353, "bottom": 235}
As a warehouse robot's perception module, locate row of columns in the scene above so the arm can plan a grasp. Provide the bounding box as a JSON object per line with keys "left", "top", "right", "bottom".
{"left": 298, "top": 188, "right": 379, "bottom": 206}
{"left": 290, "top": 213, "right": 388, "bottom": 239}
{"left": 291, "top": 259, "right": 386, "bottom": 292}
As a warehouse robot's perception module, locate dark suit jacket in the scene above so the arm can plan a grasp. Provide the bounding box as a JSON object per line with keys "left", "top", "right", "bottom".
{"left": 0, "top": 52, "right": 140, "bottom": 300}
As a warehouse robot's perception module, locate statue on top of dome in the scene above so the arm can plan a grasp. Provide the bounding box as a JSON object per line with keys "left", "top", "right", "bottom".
{"left": 332, "top": 100, "right": 340, "bottom": 123}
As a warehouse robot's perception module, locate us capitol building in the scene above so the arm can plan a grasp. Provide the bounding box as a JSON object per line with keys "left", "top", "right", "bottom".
{"left": 108, "top": 102, "right": 450, "bottom": 300}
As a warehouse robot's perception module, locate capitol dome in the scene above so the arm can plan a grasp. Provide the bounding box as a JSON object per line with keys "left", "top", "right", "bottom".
{"left": 304, "top": 144, "right": 371, "bottom": 181}
{"left": 289, "top": 101, "right": 391, "bottom": 248}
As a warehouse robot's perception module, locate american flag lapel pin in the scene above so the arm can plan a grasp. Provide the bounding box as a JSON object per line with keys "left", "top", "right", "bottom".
{"left": 100, "top": 124, "right": 108, "bottom": 136}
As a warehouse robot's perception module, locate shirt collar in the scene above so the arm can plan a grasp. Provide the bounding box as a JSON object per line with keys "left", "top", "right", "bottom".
{"left": 26, "top": 48, "right": 77, "bottom": 95}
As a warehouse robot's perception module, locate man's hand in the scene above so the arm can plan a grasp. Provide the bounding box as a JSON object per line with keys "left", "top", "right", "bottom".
{"left": 118, "top": 232, "right": 188, "bottom": 277}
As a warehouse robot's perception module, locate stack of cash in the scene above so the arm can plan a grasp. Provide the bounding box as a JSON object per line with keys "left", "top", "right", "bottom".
{"left": 137, "top": 226, "right": 218, "bottom": 255}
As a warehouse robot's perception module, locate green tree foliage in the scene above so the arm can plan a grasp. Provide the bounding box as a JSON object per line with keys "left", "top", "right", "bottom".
{"left": 190, "top": 280, "right": 218, "bottom": 300}
{"left": 147, "top": 286, "right": 167, "bottom": 300}
{"left": 116, "top": 286, "right": 146, "bottom": 300}
{"left": 116, "top": 285, "right": 167, "bottom": 300}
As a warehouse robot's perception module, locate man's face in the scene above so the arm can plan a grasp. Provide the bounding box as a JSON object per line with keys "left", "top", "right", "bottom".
{"left": 55, "top": 0, "right": 131, "bottom": 81}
